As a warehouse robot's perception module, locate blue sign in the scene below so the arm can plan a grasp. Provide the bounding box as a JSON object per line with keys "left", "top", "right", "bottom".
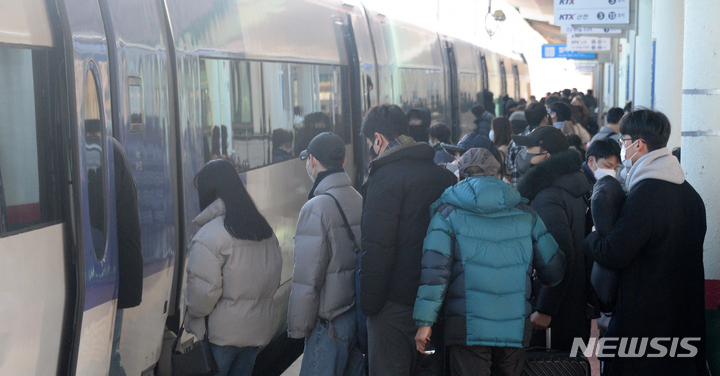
{"left": 542, "top": 44, "right": 596, "bottom": 59}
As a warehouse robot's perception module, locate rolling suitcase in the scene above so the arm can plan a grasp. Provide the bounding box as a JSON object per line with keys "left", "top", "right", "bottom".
{"left": 522, "top": 328, "right": 591, "bottom": 376}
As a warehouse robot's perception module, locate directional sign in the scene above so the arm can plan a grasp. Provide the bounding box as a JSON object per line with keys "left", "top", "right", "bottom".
{"left": 542, "top": 44, "right": 597, "bottom": 59}
{"left": 554, "top": 0, "right": 630, "bottom": 25}
{"left": 566, "top": 35, "right": 612, "bottom": 51}
{"left": 561, "top": 26, "right": 622, "bottom": 35}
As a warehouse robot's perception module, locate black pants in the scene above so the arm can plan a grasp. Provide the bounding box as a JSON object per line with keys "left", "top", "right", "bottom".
{"left": 367, "top": 301, "right": 418, "bottom": 376}
{"left": 448, "top": 319, "right": 531, "bottom": 376}
{"left": 448, "top": 345, "right": 525, "bottom": 376}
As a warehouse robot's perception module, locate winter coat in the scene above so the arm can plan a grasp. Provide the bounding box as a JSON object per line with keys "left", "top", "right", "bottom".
{"left": 413, "top": 177, "right": 565, "bottom": 348}
{"left": 288, "top": 171, "right": 362, "bottom": 338}
{"left": 474, "top": 111, "right": 494, "bottom": 137}
{"left": 113, "top": 138, "right": 143, "bottom": 309}
{"left": 433, "top": 143, "right": 455, "bottom": 164}
{"left": 588, "top": 126, "right": 620, "bottom": 146}
{"left": 517, "top": 150, "right": 593, "bottom": 351}
{"left": 185, "top": 199, "right": 282, "bottom": 347}
{"left": 360, "top": 141, "right": 457, "bottom": 316}
{"left": 584, "top": 148, "right": 708, "bottom": 375}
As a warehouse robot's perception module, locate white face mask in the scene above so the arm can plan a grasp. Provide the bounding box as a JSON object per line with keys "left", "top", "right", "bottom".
{"left": 306, "top": 159, "right": 316, "bottom": 183}
{"left": 594, "top": 168, "right": 616, "bottom": 180}
{"left": 620, "top": 140, "right": 639, "bottom": 169}
{"left": 489, "top": 129, "right": 495, "bottom": 142}
{"left": 428, "top": 138, "right": 438, "bottom": 147}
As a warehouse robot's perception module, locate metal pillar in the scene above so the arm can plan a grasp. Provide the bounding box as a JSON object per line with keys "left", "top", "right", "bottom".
{"left": 633, "top": 0, "right": 653, "bottom": 108}
{"left": 652, "top": 0, "right": 684, "bottom": 150}
{"left": 682, "top": 0, "right": 720, "bottom": 373}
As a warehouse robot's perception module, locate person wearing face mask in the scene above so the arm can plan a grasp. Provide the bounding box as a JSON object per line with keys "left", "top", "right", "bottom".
{"left": 427, "top": 123, "right": 454, "bottom": 164}
{"left": 506, "top": 102, "right": 549, "bottom": 187}
{"left": 359, "top": 105, "right": 456, "bottom": 375}
{"left": 289, "top": 132, "right": 366, "bottom": 376}
{"left": 582, "top": 138, "right": 621, "bottom": 186}
{"left": 514, "top": 126, "right": 593, "bottom": 352}
{"left": 584, "top": 109, "right": 708, "bottom": 376}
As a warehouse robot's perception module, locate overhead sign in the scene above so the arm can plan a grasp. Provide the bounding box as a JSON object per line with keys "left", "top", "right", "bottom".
{"left": 561, "top": 26, "right": 622, "bottom": 35}
{"left": 554, "top": 0, "right": 630, "bottom": 25}
{"left": 542, "top": 44, "right": 597, "bottom": 59}
{"left": 567, "top": 35, "right": 612, "bottom": 51}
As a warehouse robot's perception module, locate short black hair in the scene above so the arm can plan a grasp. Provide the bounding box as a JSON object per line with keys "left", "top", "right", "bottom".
{"left": 562, "top": 89, "right": 572, "bottom": 97}
{"left": 619, "top": 109, "right": 671, "bottom": 151}
{"left": 524, "top": 102, "right": 547, "bottom": 127}
{"left": 361, "top": 104, "right": 409, "bottom": 140}
{"left": 545, "top": 96, "right": 560, "bottom": 107}
{"left": 586, "top": 137, "right": 620, "bottom": 163}
{"left": 428, "top": 123, "right": 451, "bottom": 144}
{"left": 606, "top": 107, "right": 625, "bottom": 124}
{"left": 471, "top": 104, "right": 486, "bottom": 118}
{"left": 549, "top": 102, "right": 573, "bottom": 122}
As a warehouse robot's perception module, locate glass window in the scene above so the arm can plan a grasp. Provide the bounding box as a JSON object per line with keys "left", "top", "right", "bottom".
{"left": 458, "top": 73, "right": 482, "bottom": 138}
{"left": 200, "top": 58, "right": 350, "bottom": 171}
{"left": 128, "top": 76, "right": 144, "bottom": 133}
{"left": 397, "top": 68, "right": 444, "bottom": 121}
{"left": 0, "top": 47, "right": 58, "bottom": 234}
{"left": 84, "top": 68, "right": 107, "bottom": 260}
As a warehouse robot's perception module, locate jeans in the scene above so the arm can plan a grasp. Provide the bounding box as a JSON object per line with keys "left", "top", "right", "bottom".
{"left": 300, "top": 309, "right": 365, "bottom": 376}
{"left": 210, "top": 344, "right": 260, "bottom": 376}
{"left": 109, "top": 309, "right": 126, "bottom": 376}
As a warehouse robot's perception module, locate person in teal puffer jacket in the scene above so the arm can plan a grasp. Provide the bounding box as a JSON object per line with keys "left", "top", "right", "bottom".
{"left": 413, "top": 148, "right": 566, "bottom": 376}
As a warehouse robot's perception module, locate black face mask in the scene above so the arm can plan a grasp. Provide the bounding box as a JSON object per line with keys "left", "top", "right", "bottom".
{"left": 368, "top": 144, "right": 378, "bottom": 160}
{"left": 516, "top": 149, "right": 546, "bottom": 175}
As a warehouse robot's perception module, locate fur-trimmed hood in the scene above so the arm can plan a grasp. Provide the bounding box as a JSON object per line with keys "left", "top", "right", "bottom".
{"left": 516, "top": 149, "right": 591, "bottom": 201}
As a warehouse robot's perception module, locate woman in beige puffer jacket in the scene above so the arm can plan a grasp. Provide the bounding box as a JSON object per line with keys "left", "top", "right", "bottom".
{"left": 185, "top": 159, "right": 282, "bottom": 376}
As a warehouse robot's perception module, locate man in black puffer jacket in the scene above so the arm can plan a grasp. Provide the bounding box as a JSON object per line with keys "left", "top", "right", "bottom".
{"left": 514, "top": 126, "right": 592, "bottom": 351}
{"left": 360, "top": 104, "right": 456, "bottom": 375}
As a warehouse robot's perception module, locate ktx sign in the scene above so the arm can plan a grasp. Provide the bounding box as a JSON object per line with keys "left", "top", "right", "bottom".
{"left": 554, "top": 0, "right": 630, "bottom": 25}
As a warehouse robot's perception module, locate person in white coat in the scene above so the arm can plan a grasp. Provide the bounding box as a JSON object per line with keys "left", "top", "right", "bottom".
{"left": 185, "top": 159, "right": 282, "bottom": 376}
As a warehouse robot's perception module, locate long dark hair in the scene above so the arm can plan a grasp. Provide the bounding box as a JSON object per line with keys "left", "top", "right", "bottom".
{"left": 195, "top": 159, "right": 274, "bottom": 241}
{"left": 491, "top": 116, "right": 513, "bottom": 148}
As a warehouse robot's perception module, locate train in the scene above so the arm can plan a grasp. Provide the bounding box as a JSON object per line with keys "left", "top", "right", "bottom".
{"left": 0, "top": 0, "right": 530, "bottom": 375}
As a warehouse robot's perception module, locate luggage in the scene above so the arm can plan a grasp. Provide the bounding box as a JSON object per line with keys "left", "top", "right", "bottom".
{"left": 523, "top": 328, "right": 591, "bottom": 376}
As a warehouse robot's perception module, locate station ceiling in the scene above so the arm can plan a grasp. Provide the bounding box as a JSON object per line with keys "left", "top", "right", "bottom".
{"left": 505, "top": 0, "right": 565, "bottom": 44}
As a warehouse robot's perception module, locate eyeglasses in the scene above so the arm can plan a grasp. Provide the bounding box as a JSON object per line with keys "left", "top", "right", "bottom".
{"left": 617, "top": 137, "right": 633, "bottom": 147}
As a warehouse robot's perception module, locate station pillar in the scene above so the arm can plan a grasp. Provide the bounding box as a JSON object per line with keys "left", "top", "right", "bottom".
{"left": 682, "top": 0, "right": 720, "bottom": 373}
{"left": 632, "top": 0, "right": 653, "bottom": 109}
{"left": 652, "top": 0, "right": 684, "bottom": 150}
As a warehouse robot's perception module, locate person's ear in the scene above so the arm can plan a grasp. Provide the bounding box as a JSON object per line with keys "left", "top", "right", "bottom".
{"left": 588, "top": 156, "right": 596, "bottom": 170}
{"left": 342, "top": 157, "right": 347, "bottom": 167}
{"left": 374, "top": 132, "right": 382, "bottom": 147}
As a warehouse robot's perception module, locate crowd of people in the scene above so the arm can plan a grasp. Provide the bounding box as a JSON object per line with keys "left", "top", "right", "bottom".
{"left": 174, "top": 87, "right": 709, "bottom": 376}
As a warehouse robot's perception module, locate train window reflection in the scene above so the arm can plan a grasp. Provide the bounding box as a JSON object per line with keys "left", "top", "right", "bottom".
{"left": 200, "top": 58, "right": 349, "bottom": 172}
{"left": 0, "top": 47, "right": 57, "bottom": 235}
{"left": 84, "top": 68, "right": 107, "bottom": 260}
{"left": 458, "top": 73, "right": 482, "bottom": 139}
{"left": 128, "top": 76, "right": 144, "bottom": 133}
{"left": 397, "top": 69, "right": 444, "bottom": 123}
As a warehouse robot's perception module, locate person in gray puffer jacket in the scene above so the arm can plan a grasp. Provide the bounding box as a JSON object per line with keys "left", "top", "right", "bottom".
{"left": 185, "top": 159, "right": 282, "bottom": 376}
{"left": 289, "top": 132, "right": 365, "bottom": 376}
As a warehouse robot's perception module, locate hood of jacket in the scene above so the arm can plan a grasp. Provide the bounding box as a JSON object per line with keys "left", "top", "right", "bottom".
{"left": 193, "top": 198, "right": 225, "bottom": 227}
{"left": 431, "top": 176, "right": 521, "bottom": 216}
{"left": 626, "top": 147, "right": 684, "bottom": 192}
{"left": 368, "top": 138, "right": 435, "bottom": 176}
{"left": 517, "top": 149, "right": 591, "bottom": 201}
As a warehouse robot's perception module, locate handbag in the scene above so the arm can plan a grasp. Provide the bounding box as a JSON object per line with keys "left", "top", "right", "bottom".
{"left": 171, "top": 314, "right": 218, "bottom": 376}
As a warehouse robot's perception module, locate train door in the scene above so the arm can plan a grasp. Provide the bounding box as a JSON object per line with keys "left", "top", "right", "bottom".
{"left": 0, "top": 1, "right": 71, "bottom": 374}
{"left": 443, "top": 40, "right": 460, "bottom": 141}
{"left": 60, "top": 0, "right": 121, "bottom": 373}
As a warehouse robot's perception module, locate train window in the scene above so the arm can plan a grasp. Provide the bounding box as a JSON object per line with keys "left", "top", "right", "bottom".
{"left": 458, "top": 73, "right": 482, "bottom": 138}
{"left": 512, "top": 65, "right": 521, "bottom": 100}
{"left": 0, "top": 47, "right": 59, "bottom": 235}
{"left": 128, "top": 77, "right": 144, "bottom": 133}
{"left": 200, "top": 59, "right": 349, "bottom": 171}
{"left": 397, "top": 69, "right": 444, "bottom": 121}
{"left": 83, "top": 68, "right": 107, "bottom": 260}
{"left": 480, "top": 54, "right": 489, "bottom": 92}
